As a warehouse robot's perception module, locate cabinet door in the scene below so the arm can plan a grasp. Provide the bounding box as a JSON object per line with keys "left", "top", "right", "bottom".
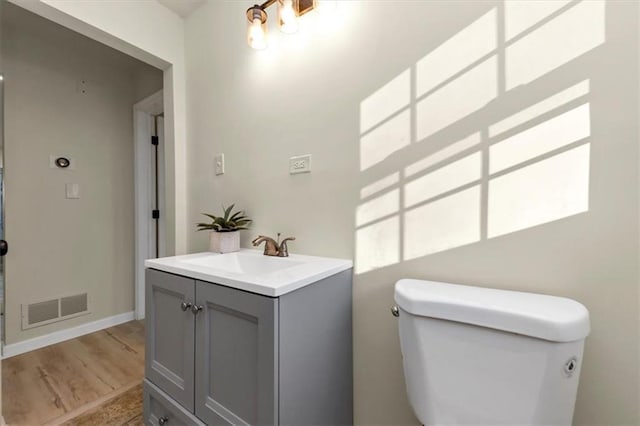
{"left": 194, "top": 281, "right": 278, "bottom": 426}
{"left": 146, "top": 269, "right": 196, "bottom": 411}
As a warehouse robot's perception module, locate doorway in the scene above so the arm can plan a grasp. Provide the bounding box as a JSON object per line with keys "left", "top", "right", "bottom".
{"left": 1, "top": 2, "right": 163, "bottom": 357}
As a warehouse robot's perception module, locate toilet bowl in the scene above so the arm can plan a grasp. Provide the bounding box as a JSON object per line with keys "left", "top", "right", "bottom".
{"left": 394, "top": 279, "right": 590, "bottom": 426}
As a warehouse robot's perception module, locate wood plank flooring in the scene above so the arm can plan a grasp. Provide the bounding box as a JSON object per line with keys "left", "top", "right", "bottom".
{"left": 2, "top": 320, "right": 145, "bottom": 426}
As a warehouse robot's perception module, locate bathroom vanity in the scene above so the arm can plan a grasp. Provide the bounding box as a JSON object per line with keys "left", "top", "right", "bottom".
{"left": 143, "top": 249, "right": 353, "bottom": 426}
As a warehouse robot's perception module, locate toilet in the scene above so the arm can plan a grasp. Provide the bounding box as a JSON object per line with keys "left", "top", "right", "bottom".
{"left": 394, "top": 279, "right": 590, "bottom": 425}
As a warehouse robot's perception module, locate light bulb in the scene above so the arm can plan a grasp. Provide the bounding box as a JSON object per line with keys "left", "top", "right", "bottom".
{"left": 248, "top": 17, "right": 268, "bottom": 50}
{"left": 278, "top": 0, "right": 298, "bottom": 34}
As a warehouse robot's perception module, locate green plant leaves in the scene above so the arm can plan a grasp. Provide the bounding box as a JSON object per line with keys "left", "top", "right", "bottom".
{"left": 197, "top": 204, "right": 252, "bottom": 232}
{"left": 223, "top": 204, "right": 235, "bottom": 222}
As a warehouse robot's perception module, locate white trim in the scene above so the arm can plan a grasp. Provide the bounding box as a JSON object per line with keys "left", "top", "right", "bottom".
{"left": 1, "top": 311, "right": 135, "bottom": 359}
{"left": 156, "top": 116, "right": 167, "bottom": 258}
{"left": 134, "top": 90, "right": 163, "bottom": 115}
{"left": 134, "top": 90, "right": 164, "bottom": 321}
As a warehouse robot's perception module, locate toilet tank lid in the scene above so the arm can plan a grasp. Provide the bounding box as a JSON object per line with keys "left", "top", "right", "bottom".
{"left": 394, "top": 279, "right": 590, "bottom": 342}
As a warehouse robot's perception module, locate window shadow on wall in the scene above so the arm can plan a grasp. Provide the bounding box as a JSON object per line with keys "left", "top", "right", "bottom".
{"left": 355, "top": 0, "right": 605, "bottom": 275}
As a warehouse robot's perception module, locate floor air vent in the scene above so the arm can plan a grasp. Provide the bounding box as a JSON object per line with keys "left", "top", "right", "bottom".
{"left": 22, "top": 293, "right": 89, "bottom": 330}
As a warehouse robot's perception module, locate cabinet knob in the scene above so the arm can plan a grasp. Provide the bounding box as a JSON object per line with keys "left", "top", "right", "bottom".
{"left": 158, "top": 416, "right": 169, "bottom": 425}
{"left": 191, "top": 304, "right": 203, "bottom": 315}
{"left": 180, "top": 302, "right": 192, "bottom": 311}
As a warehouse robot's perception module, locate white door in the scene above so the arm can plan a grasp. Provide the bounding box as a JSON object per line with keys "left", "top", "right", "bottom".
{"left": 154, "top": 115, "right": 166, "bottom": 258}
{"left": 134, "top": 90, "right": 164, "bottom": 320}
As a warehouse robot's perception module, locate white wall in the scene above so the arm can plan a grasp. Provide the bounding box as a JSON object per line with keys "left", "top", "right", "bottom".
{"left": 9, "top": 0, "right": 188, "bottom": 256}
{"left": 2, "top": 3, "right": 162, "bottom": 344}
{"left": 185, "top": 1, "right": 639, "bottom": 425}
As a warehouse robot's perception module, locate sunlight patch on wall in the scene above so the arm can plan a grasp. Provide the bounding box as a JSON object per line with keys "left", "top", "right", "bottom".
{"left": 360, "top": 172, "right": 400, "bottom": 199}
{"left": 504, "top": 0, "right": 572, "bottom": 41}
{"left": 356, "top": 189, "right": 399, "bottom": 227}
{"left": 404, "top": 186, "right": 481, "bottom": 261}
{"left": 360, "top": 109, "right": 410, "bottom": 171}
{"left": 506, "top": 0, "right": 605, "bottom": 89}
{"left": 488, "top": 144, "right": 590, "bottom": 238}
{"left": 416, "top": 8, "right": 496, "bottom": 97}
{"left": 404, "top": 152, "right": 482, "bottom": 208}
{"left": 490, "top": 103, "right": 591, "bottom": 173}
{"left": 360, "top": 69, "right": 410, "bottom": 134}
{"left": 489, "top": 80, "right": 589, "bottom": 137}
{"left": 405, "top": 132, "right": 481, "bottom": 178}
{"left": 416, "top": 56, "right": 497, "bottom": 141}
{"left": 355, "top": 216, "right": 399, "bottom": 274}
{"left": 355, "top": 1, "right": 599, "bottom": 274}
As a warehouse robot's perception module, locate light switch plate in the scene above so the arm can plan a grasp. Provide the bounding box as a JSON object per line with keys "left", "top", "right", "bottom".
{"left": 215, "top": 153, "right": 225, "bottom": 175}
{"left": 289, "top": 154, "right": 312, "bottom": 174}
{"left": 65, "top": 183, "right": 80, "bottom": 199}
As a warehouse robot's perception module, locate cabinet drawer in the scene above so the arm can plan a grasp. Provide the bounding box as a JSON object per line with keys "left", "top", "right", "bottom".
{"left": 144, "top": 379, "right": 204, "bottom": 426}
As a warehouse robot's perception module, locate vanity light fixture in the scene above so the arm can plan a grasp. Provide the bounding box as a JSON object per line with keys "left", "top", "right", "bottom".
{"left": 278, "top": 0, "right": 299, "bottom": 34}
{"left": 247, "top": 5, "right": 268, "bottom": 50}
{"left": 246, "top": 0, "right": 316, "bottom": 49}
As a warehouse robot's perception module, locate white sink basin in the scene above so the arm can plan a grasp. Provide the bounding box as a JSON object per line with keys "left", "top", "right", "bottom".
{"left": 145, "top": 249, "right": 352, "bottom": 297}
{"left": 182, "top": 251, "right": 304, "bottom": 275}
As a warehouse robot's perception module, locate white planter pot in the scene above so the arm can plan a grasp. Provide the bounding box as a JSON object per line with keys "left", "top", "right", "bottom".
{"left": 209, "top": 231, "right": 240, "bottom": 253}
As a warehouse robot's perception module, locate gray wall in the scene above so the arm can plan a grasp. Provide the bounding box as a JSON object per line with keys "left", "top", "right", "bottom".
{"left": 2, "top": 3, "right": 162, "bottom": 344}
{"left": 184, "top": 1, "right": 639, "bottom": 424}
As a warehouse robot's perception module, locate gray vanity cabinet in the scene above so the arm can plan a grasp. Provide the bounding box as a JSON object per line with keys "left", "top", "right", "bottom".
{"left": 145, "top": 267, "right": 353, "bottom": 426}
{"left": 195, "top": 281, "right": 278, "bottom": 425}
{"left": 145, "top": 269, "right": 195, "bottom": 411}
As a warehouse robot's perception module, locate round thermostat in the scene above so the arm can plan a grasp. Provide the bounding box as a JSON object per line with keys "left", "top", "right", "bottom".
{"left": 55, "top": 157, "right": 70, "bottom": 168}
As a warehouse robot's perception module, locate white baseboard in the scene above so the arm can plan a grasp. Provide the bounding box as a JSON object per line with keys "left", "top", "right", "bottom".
{"left": 2, "top": 311, "right": 135, "bottom": 359}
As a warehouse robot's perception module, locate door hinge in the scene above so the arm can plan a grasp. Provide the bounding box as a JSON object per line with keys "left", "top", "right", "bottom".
{"left": 151, "top": 135, "right": 159, "bottom": 146}
{"left": 152, "top": 210, "right": 160, "bottom": 219}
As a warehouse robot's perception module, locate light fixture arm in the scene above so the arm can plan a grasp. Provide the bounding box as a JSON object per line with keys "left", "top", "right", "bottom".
{"left": 259, "top": 0, "right": 277, "bottom": 9}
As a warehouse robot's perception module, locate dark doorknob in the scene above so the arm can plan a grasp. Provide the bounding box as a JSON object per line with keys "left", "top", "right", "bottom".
{"left": 0, "top": 240, "right": 7, "bottom": 256}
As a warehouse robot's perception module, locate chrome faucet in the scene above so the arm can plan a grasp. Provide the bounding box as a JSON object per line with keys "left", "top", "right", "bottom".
{"left": 252, "top": 233, "right": 296, "bottom": 257}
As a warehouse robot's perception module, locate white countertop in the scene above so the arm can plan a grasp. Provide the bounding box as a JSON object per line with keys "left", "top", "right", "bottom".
{"left": 145, "top": 249, "right": 353, "bottom": 297}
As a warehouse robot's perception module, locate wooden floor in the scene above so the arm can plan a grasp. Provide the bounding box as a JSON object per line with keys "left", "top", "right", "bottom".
{"left": 2, "top": 320, "right": 145, "bottom": 426}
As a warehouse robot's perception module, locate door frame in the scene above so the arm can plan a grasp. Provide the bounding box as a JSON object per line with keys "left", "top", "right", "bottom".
{"left": 134, "top": 90, "right": 164, "bottom": 320}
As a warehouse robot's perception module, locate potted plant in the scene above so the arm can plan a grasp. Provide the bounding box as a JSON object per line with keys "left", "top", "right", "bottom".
{"left": 197, "top": 204, "right": 252, "bottom": 253}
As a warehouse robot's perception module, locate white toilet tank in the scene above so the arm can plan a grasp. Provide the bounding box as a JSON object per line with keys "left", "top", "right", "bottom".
{"left": 394, "top": 279, "right": 590, "bottom": 426}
